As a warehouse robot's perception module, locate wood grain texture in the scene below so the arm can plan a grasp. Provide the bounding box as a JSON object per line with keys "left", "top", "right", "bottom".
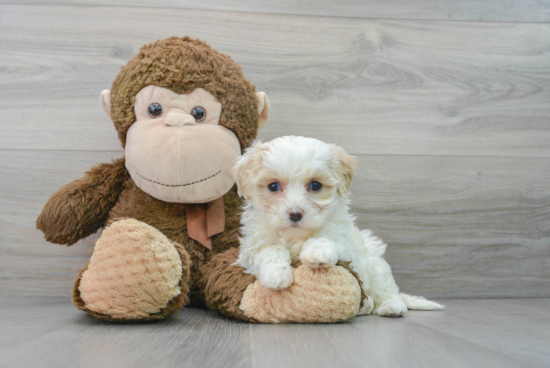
{"left": 352, "top": 155, "right": 550, "bottom": 298}
{"left": 0, "top": 150, "right": 122, "bottom": 295}
{"left": 2, "top": 150, "right": 548, "bottom": 298}
{"left": 411, "top": 299, "right": 550, "bottom": 366}
{"left": 1, "top": 4, "right": 548, "bottom": 301}
{"left": 0, "top": 297, "right": 253, "bottom": 368}
{"left": 1, "top": 5, "right": 549, "bottom": 157}
{"left": 1, "top": 297, "right": 550, "bottom": 368}
{"left": 1, "top": 1, "right": 550, "bottom": 22}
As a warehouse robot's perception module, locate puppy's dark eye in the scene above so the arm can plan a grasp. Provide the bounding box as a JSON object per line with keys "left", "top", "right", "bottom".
{"left": 148, "top": 102, "right": 163, "bottom": 118}
{"left": 268, "top": 182, "right": 280, "bottom": 192}
{"left": 191, "top": 106, "right": 206, "bottom": 122}
{"left": 309, "top": 181, "right": 322, "bottom": 191}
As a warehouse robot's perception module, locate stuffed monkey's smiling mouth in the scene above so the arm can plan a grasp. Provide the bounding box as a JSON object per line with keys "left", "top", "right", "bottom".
{"left": 137, "top": 170, "right": 221, "bottom": 187}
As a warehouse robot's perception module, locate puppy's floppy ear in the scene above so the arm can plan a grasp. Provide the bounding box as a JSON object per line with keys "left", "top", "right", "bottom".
{"left": 330, "top": 145, "right": 356, "bottom": 197}
{"left": 232, "top": 140, "right": 266, "bottom": 199}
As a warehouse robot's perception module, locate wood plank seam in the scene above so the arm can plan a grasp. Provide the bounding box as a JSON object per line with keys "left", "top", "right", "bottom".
{"left": 1, "top": 3, "right": 549, "bottom": 25}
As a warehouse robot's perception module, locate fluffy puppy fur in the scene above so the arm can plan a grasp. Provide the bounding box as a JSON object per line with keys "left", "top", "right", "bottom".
{"left": 233, "top": 136, "right": 443, "bottom": 317}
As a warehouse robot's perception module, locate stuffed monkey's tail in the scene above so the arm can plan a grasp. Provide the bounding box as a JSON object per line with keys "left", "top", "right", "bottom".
{"left": 399, "top": 293, "right": 445, "bottom": 310}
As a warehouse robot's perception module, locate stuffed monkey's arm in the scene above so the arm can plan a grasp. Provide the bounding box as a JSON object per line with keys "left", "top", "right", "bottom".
{"left": 36, "top": 157, "right": 128, "bottom": 245}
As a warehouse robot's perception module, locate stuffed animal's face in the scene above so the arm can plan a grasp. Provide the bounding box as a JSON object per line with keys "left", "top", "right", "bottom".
{"left": 124, "top": 86, "right": 241, "bottom": 203}
{"left": 99, "top": 37, "right": 270, "bottom": 204}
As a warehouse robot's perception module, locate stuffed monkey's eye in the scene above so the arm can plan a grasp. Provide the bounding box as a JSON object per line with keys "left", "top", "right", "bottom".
{"left": 268, "top": 182, "right": 280, "bottom": 192}
{"left": 191, "top": 106, "right": 206, "bottom": 122}
{"left": 148, "top": 103, "right": 163, "bottom": 118}
{"left": 309, "top": 181, "right": 323, "bottom": 192}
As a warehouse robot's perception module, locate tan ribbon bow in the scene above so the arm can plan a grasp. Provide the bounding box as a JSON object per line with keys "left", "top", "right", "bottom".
{"left": 184, "top": 197, "right": 225, "bottom": 250}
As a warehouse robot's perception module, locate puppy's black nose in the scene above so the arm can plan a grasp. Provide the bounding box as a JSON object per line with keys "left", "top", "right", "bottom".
{"left": 289, "top": 212, "right": 303, "bottom": 222}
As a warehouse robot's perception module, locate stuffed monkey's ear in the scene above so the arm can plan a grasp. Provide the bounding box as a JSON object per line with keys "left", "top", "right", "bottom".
{"left": 100, "top": 90, "right": 112, "bottom": 119}
{"left": 331, "top": 145, "right": 357, "bottom": 198}
{"left": 232, "top": 141, "right": 266, "bottom": 199}
{"left": 256, "top": 92, "right": 270, "bottom": 131}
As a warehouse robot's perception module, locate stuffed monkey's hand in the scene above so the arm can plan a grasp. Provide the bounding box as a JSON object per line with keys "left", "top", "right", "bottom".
{"left": 36, "top": 158, "right": 128, "bottom": 245}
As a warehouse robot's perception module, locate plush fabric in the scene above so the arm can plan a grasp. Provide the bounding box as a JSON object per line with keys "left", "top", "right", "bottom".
{"left": 197, "top": 249, "right": 367, "bottom": 323}
{"left": 37, "top": 36, "right": 364, "bottom": 323}
{"left": 184, "top": 198, "right": 225, "bottom": 250}
{"left": 72, "top": 230, "right": 191, "bottom": 322}
{"left": 78, "top": 219, "right": 184, "bottom": 319}
{"left": 134, "top": 87, "right": 222, "bottom": 125}
{"left": 196, "top": 247, "right": 259, "bottom": 322}
{"left": 126, "top": 86, "right": 241, "bottom": 203}
{"left": 239, "top": 262, "right": 363, "bottom": 323}
{"left": 110, "top": 37, "right": 259, "bottom": 150}
{"left": 105, "top": 178, "right": 243, "bottom": 305}
{"left": 36, "top": 157, "right": 129, "bottom": 246}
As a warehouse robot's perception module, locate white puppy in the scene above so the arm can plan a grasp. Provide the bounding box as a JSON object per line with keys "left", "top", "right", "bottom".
{"left": 232, "top": 136, "right": 443, "bottom": 317}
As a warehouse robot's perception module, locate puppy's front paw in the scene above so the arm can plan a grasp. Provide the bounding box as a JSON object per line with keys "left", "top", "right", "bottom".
{"left": 300, "top": 239, "right": 338, "bottom": 269}
{"left": 259, "top": 264, "right": 293, "bottom": 290}
{"left": 377, "top": 298, "right": 408, "bottom": 317}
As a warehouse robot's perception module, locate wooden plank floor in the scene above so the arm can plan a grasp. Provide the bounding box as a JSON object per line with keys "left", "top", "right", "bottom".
{"left": 1, "top": 297, "right": 549, "bottom": 368}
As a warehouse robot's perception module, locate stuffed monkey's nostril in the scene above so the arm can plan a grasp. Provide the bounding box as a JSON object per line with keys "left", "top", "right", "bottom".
{"left": 289, "top": 212, "right": 303, "bottom": 222}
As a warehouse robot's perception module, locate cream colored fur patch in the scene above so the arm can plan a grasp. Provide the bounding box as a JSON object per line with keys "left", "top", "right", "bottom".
{"left": 126, "top": 86, "right": 241, "bottom": 204}
{"left": 79, "top": 219, "right": 183, "bottom": 319}
{"left": 239, "top": 265, "right": 361, "bottom": 323}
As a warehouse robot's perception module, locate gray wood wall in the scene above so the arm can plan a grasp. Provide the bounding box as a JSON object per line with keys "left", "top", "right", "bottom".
{"left": 1, "top": 1, "right": 549, "bottom": 298}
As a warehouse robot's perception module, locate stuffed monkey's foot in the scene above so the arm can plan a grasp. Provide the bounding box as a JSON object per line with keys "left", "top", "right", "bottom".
{"left": 74, "top": 219, "right": 190, "bottom": 321}
{"left": 197, "top": 249, "right": 367, "bottom": 323}
{"left": 240, "top": 262, "right": 364, "bottom": 323}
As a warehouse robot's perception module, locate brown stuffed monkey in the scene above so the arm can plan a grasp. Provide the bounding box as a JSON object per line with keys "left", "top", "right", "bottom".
{"left": 37, "top": 37, "right": 366, "bottom": 323}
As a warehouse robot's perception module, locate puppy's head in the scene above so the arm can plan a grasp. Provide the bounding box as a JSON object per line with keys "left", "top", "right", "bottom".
{"left": 233, "top": 136, "right": 356, "bottom": 237}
